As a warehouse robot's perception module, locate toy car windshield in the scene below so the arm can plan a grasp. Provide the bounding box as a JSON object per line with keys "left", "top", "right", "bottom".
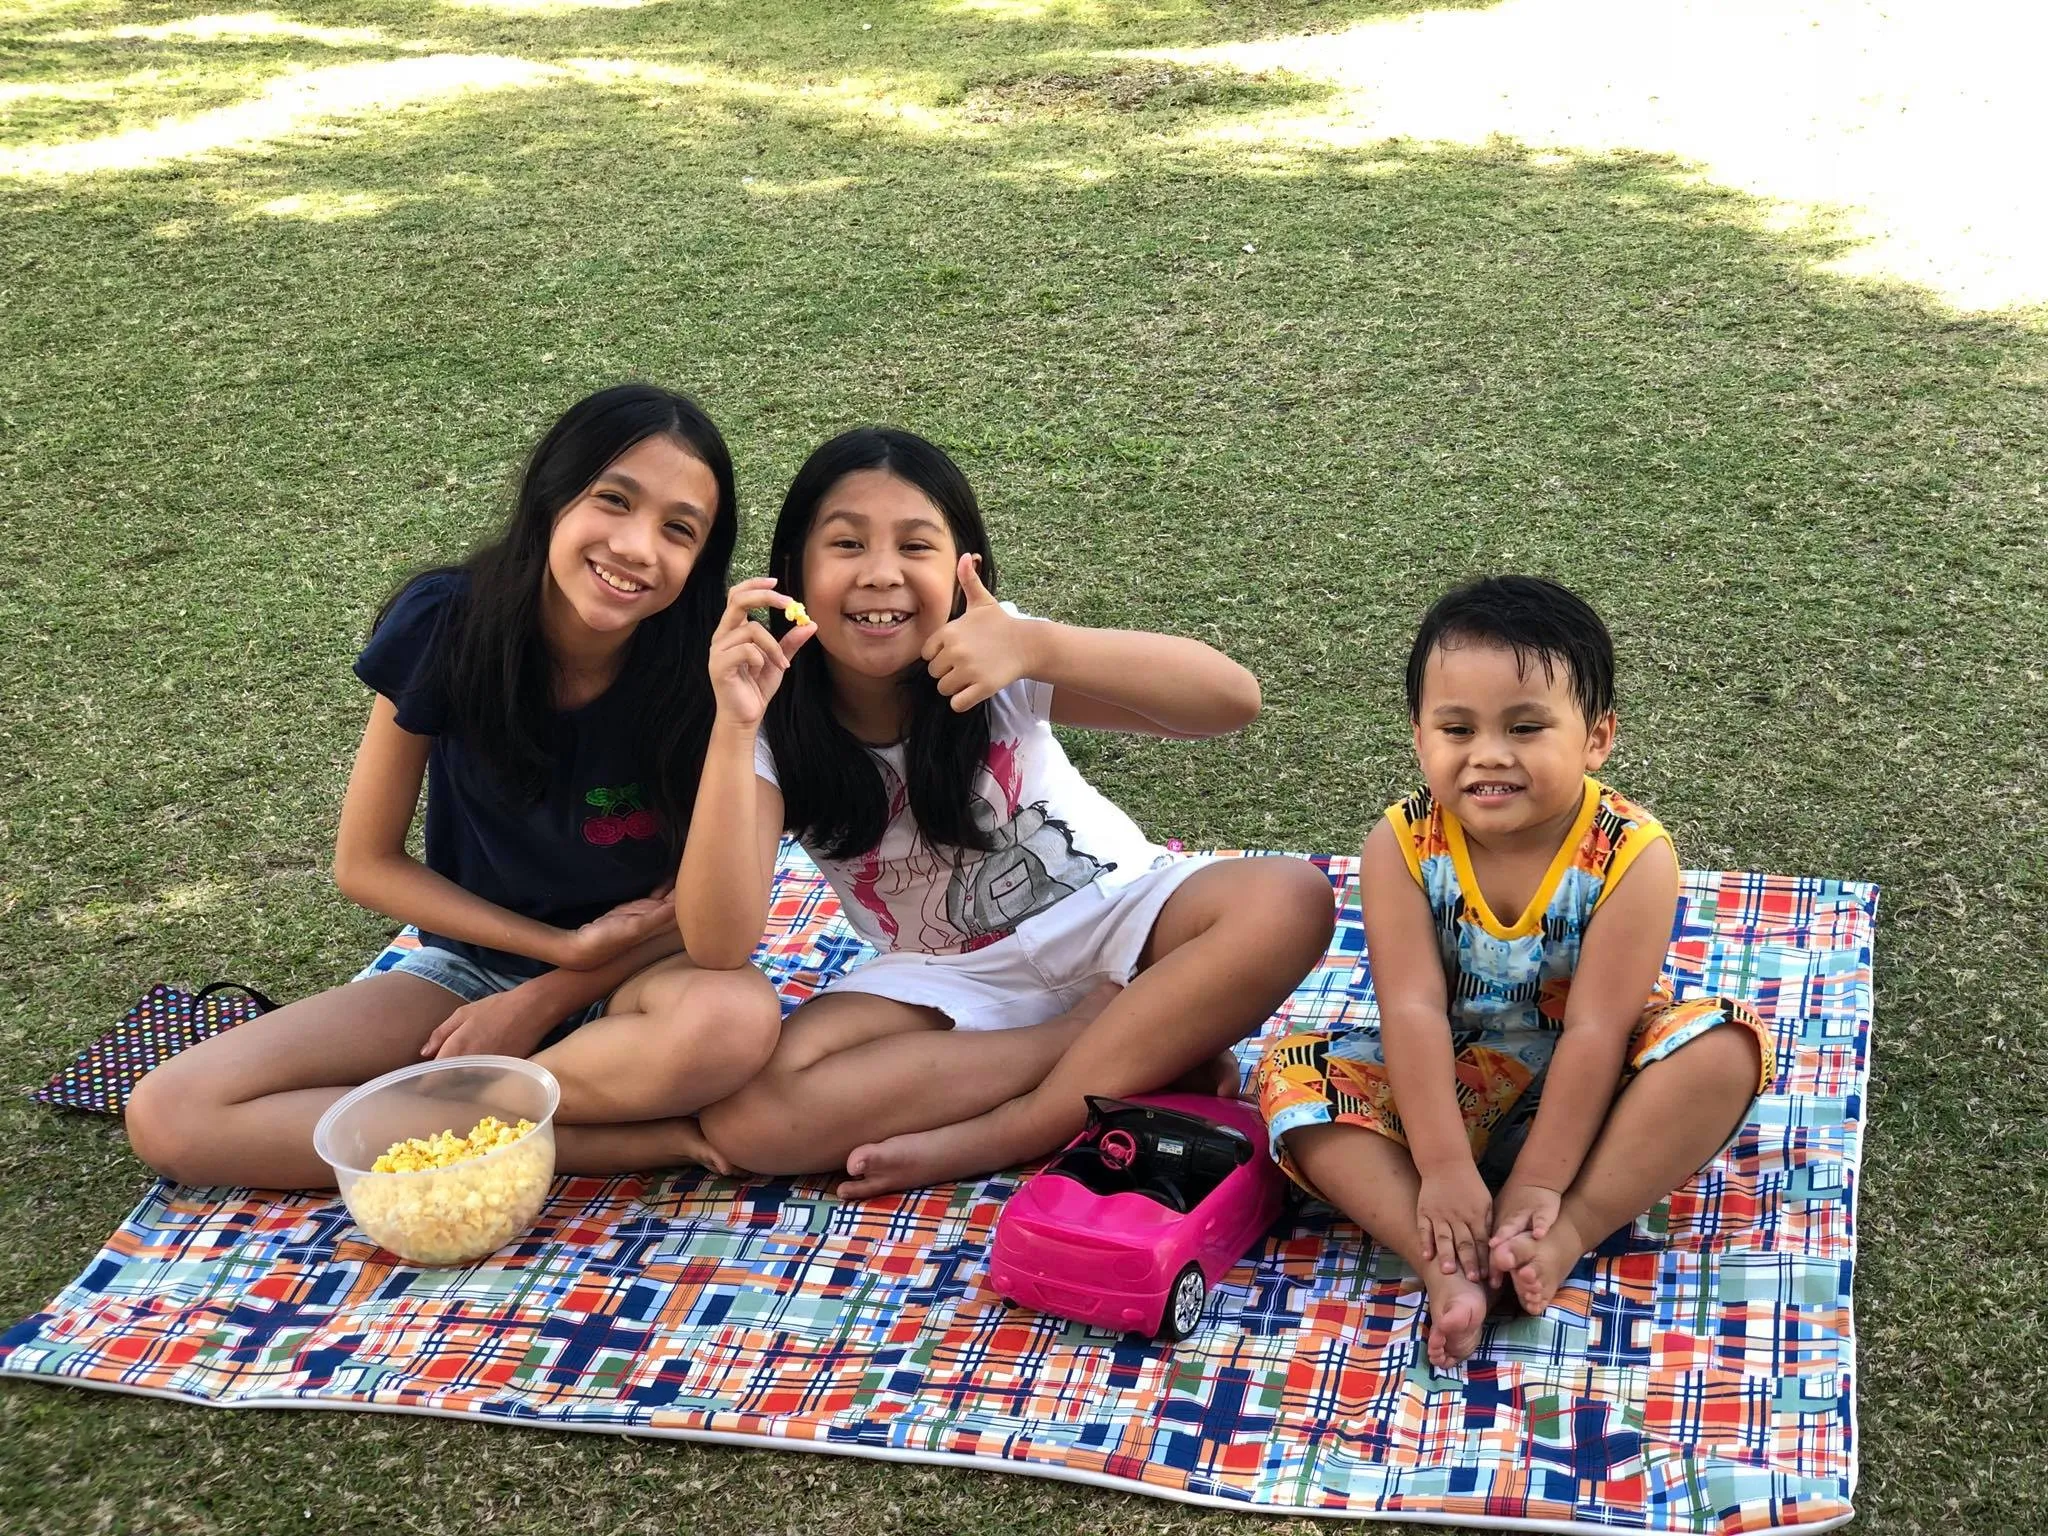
{"left": 1045, "top": 1096, "right": 1255, "bottom": 1214}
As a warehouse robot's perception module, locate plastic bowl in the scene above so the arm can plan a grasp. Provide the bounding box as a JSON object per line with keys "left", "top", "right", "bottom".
{"left": 313, "top": 1056, "right": 560, "bottom": 1266}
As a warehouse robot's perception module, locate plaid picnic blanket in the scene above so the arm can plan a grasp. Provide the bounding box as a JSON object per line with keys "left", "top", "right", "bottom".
{"left": 1, "top": 845, "right": 1872, "bottom": 1534}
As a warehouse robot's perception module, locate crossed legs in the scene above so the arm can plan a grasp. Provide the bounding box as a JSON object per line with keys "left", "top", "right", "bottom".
{"left": 125, "top": 957, "right": 780, "bottom": 1190}
{"left": 701, "top": 857, "right": 1335, "bottom": 1196}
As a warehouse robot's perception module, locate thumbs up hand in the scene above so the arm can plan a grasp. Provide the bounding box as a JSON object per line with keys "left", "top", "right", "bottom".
{"left": 921, "top": 554, "right": 1038, "bottom": 712}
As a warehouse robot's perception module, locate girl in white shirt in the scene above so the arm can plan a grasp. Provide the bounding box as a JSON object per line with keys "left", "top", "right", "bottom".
{"left": 680, "top": 427, "right": 1335, "bottom": 1196}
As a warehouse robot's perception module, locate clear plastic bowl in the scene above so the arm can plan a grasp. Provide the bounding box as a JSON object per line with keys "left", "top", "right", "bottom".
{"left": 312, "top": 1056, "right": 560, "bottom": 1267}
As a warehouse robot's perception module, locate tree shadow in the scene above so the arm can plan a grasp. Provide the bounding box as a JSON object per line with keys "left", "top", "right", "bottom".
{"left": 0, "top": 0, "right": 1498, "bottom": 146}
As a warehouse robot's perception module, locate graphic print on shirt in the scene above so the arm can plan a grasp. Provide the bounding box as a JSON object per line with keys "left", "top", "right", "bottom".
{"left": 845, "top": 732, "right": 1111, "bottom": 953}
{"left": 946, "top": 797, "right": 1111, "bottom": 941}
{"left": 581, "top": 784, "right": 661, "bottom": 846}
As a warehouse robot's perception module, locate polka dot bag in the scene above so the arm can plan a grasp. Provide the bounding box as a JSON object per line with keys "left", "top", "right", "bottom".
{"left": 32, "top": 982, "right": 276, "bottom": 1116}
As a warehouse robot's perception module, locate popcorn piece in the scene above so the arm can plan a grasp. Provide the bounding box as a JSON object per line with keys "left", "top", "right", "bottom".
{"left": 784, "top": 599, "right": 810, "bottom": 627}
{"left": 349, "top": 1115, "right": 552, "bottom": 1265}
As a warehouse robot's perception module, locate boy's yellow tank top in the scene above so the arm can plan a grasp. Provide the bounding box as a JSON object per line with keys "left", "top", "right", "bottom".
{"left": 1384, "top": 777, "right": 1670, "bottom": 1035}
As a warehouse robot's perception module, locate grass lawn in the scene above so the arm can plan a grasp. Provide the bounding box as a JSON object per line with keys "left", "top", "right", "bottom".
{"left": 2, "top": 0, "right": 2042, "bottom": 1530}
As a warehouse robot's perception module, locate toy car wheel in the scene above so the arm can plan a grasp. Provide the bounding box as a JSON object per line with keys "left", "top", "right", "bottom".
{"left": 1158, "top": 1263, "right": 1207, "bottom": 1341}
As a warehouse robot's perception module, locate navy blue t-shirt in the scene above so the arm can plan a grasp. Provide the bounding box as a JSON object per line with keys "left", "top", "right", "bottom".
{"left": 353, "top": 572, "right": 675, "bottom": 979}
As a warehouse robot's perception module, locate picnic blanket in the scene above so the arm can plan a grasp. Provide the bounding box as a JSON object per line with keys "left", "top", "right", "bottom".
{"left": 2, "top": 845, "right": 1872, "bottom": 1534}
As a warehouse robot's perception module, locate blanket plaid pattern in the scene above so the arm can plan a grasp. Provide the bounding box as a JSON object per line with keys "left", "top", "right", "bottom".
{"left": 1, "top": 845, "right": 1872, "bottom": 1533}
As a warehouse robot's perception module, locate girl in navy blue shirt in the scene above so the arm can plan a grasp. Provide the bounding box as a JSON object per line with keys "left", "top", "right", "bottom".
{"left": 128, "top": 385, "right": 781, "bottom": 1189}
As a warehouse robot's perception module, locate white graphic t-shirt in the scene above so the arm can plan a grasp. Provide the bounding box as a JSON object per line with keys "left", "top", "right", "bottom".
{"left": 754, "top": 675, "right": 1170, "bottom": 956}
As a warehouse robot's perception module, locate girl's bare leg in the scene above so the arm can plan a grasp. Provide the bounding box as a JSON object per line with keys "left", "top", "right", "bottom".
{"left": 1493, "top": 1024, "right": 1762, "bottom": 1311}
{"left": 697, "top": 983, "right": 1118, "bottom": 1175}
{"left": 125, "top": 973, "right": 463, "bottom": 1190}
{"left": 127, "top": 959, "right": 789, "bottom": 1189}
{"left": 535, "top": 956, "right": 782, "bottom": 1175}
{"left": 1289, "top": 1122, "right": 1493, "bottom": 1369}
{"left": 839, "top": 857, "right": 1334, "bottom": 1198}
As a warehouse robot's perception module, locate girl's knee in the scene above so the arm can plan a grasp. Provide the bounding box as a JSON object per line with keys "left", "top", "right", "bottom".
{"left": 124, "top": 1067, "right": 208, "bottom": 1182}
{"left": 1243, "top": 858, "right": 1337, "bottom": 963}
{"left": 642, "top": 967, "right": 780, "bottom": 1061}
{"left": 701, "top": 969, "right": 783, "bottom": 1076}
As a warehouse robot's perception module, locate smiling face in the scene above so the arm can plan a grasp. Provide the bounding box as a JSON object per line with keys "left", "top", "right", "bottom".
{"left": 1412, "top": 638, "right": 1616, "bottom": 844}
{"left": 797, "top": 467, "right": 962, "bottom": 682}
{"left": 542, "top": 433, "right": 720, "bottom": 641}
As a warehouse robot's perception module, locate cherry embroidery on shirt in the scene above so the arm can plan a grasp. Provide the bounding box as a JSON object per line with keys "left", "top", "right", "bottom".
{"left": 582, "top": 784, "right": 660, "bottom": 845}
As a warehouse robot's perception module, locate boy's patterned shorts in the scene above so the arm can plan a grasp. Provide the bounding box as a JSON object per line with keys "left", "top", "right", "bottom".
{"left": 1252, "top": 994, "right": 1773, "bottom": 1196}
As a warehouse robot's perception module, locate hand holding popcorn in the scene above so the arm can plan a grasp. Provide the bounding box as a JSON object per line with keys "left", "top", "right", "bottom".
{"left": 709, "top": 577, "right": 814, "bottom": 729}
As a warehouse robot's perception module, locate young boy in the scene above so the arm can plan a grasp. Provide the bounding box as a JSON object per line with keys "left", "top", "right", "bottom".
{"left": 1254, "top": 576, "right": 1771, "bottom": 1368}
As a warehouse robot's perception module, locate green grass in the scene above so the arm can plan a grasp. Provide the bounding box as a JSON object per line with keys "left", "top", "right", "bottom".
{"left": 3, "top": 0, "right": 2044, "bottom": 1530}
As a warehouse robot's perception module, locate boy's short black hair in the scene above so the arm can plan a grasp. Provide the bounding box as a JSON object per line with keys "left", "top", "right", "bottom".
{"left": 1405, "top": 576, "right": 1616, "bottom": 724}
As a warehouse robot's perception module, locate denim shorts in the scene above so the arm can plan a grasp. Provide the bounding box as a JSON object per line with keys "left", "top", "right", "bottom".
{"left": 352, "top": 944, "right": 607, "bottom": 1048}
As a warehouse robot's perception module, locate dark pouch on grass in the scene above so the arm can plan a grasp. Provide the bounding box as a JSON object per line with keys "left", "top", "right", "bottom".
{"left": 32, "top": 981, "right": 277, "bottom": 1116}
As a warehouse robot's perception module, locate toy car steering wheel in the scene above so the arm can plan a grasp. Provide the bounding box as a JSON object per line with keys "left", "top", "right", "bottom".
{"left": 1097, "top": 1129, "right": 1139, "bottom": 1171}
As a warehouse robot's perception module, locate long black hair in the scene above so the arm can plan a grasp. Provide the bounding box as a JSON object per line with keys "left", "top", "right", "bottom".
{"left": 378, "top": 383, "right": 738, "bottom": 851}
{"left": 763, "top": 427, "right": 999, "bottom": 861}
{"left": 1405, "top": 575, "right": 1616, "bottom": 724}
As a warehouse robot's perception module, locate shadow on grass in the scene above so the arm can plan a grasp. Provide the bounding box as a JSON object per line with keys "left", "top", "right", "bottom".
{"left": 0, "top": 8, "right": 2043, "bottom": 1532}
{"left": 0, "top": 0, "right": 1493, "bottom": 145}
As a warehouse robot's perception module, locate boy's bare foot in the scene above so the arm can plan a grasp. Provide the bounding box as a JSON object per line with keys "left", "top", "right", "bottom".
{"left": 840, "top": 1087, "right": 1059, "bottom": 1199}
{"left": 1494, "top": 1208, "right": 1589, "bottom": 1312}
{"left": 1421, "top": 1265, "right": 1493, "bottom": 1369}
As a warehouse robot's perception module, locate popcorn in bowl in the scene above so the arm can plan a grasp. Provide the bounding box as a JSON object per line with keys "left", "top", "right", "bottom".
{"left": 348, "top": 1122, "right": 552, "bottom": 1265}
{"left": 314, "top": 1057, "right": 560, "bottom": 1268}
{"left": 372, "top": 1114, "right": 536, "bottom": 1173}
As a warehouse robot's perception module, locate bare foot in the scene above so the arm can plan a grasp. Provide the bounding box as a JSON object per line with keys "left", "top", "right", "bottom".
{"left": 839, "top": 1092, "right": 1062, "bottom": 1198}
{"left": 664, "top": 1116, "right": 733, "bottom": 1177}
{"left": 1422, "top": 1265, "right": 1492, "bottom": 1369}
{"left": 557, "top": 1115, "right": 734, "bottom": 1178}
{"left": 1495, "top": 1209, "right": 1588, "bottom": 1312}
{"left": 838, "top": 1126, "right": 963, "bottom": 1199}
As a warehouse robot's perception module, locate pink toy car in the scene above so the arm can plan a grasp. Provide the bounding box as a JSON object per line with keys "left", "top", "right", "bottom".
{"left": 988, "top": 1093, "right": 1287, "bottom": 1340}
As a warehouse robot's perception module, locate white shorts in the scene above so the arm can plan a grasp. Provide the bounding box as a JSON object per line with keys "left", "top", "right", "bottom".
{"left": 819, "top": 856, "right": 1216, "bottom": 1032}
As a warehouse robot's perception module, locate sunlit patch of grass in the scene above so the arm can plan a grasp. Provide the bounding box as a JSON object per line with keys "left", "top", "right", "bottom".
{"left": 64, "top": 12, "right": 397, "bottom": 46}
{"left": 1146, "top": 0, "right": 2048, "bottom": 311}
{"left": 0, "top": 61, "right": 290, "bottom": 143}
{"left": 739, "top": 171, "right": 858, "bottom": 198}
{"left": 448, "top": 0, "right": 647, "bottom": 11}
{"left": 246, "top": 186, "right": 393, "bottom": 218}
{"left": 0, "top": 53, "right": 559, "bottom": 175}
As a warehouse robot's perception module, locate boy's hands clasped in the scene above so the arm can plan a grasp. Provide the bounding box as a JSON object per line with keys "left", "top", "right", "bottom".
{"left": 1416, "top": 1162, "right": 1494, "bottom": 1283}
{"left": 1418, "top": 1162, "right": 1574, "bottom": 1287}
{"left": 1488, "top": 1183, "right": 1561, "bottom": 1249}
{"left": 923, "top": 555, "right": 1037, "bottom": 712}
